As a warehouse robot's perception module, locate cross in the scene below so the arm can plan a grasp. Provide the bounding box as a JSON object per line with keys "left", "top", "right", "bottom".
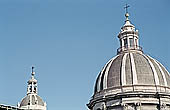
{"left": 124, "top": 4, "right": 130, "bottom": 13}
{"left": 32, "top": 66, "right": 35, "bottom": 74}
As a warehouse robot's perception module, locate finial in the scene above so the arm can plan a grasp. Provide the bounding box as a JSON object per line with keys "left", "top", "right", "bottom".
{"left": 124, "top": 4, "right": 130, "bottom": 20}
{"left": 31, "top": 66, "right": 35, "bottom": 76}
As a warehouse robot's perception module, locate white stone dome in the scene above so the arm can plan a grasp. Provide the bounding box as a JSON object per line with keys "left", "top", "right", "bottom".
{"left": 20, "top": 94, "right": 45, "bottom": 107}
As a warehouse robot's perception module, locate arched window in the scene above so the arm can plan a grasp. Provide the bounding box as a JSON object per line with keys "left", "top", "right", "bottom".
{"left": 97, "top": 108, "right": 101, "bottom": 110}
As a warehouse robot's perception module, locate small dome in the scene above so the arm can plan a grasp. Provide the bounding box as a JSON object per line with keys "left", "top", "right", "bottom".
{"left": 20, "top": 94, "right": 45, "bottom": 107}
{"left": 94, "top": 52, "right": 170, "bottom": 93}
{"left": 19, "top": 67, "right": 46, "bottom": 110}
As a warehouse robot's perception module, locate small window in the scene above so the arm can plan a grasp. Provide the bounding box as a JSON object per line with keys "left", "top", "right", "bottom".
{"left": 30, "top": 86, "right": 32, "bottom": 92}
{"left": 124, "top": 39, "right": 128, "bottom": 48}
{"left": 129, "top": 38, "right": 134, "bottom": 47}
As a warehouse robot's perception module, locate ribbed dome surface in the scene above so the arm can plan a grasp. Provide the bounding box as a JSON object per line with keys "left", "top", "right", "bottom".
{"left": 94, "top": 52, "right": 170, "bottom": 93}
{"left": 20, "top": 94, "right": 45, "bottom": 107}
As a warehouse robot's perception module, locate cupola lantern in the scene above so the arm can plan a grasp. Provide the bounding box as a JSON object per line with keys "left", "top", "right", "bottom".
{"left": 117, "top": 4, "right": 142, "bottom": 54}
{"left": 27, "top": 66, "right": 38, "bottom": 94}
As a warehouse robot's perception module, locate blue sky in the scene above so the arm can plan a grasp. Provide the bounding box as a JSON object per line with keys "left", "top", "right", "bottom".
{"left": 0, "top": 0, "right": 170, "bottom": 110}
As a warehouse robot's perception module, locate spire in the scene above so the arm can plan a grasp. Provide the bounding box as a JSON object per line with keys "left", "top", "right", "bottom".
{"left": 124, "top": 4, "right": 130, "bottom": 21}
{"left": 117, "top": 5, "right": 142, "bottom": 54}
{"left": 123, "top": 4, "right": 133, "bottom": 27}
{"left": 31, "top": 66, "right": 35, "bottom": 78}
{"left": 27, "top": 66, "right": 38, "bottom": 95}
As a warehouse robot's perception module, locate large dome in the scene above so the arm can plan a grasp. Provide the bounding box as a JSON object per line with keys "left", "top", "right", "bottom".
{"left": 94, "top": 52, "right": 170, "bottom": 93}
{"left": 88, "top": 10, "right": 170, "bottom": 110}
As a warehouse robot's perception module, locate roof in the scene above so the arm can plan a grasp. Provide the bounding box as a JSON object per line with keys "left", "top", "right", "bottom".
{"left": 0, "top": 104, "right": 17, "bottom": 110}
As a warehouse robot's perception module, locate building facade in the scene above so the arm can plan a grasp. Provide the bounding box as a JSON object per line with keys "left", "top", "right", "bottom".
{"left": 87, "top": 8, "right": 170, "bottom": 110}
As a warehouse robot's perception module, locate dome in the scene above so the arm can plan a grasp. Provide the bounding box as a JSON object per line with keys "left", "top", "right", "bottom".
{"left": 94, "top": 52, "right": 170, "bottom": 93}
{"left": 20, "top": 94, "right": 45, "bottom": 107}
{"left": 88, "top": 7, "right": 170, "bottom": 110}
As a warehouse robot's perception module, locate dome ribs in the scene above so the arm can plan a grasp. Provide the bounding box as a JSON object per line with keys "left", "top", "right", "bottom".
{"left": 100, "top": 60, "right": 111, "bottom": 91}
{"left": 147, "top": 56, "right": 165, "bottom": 86}
{"left": 107, "top": 55, "right": 123, "bottom": 88}
{"left": 134, "top": 53, "right": 155, "bottom": 85}
{"left": 103, "top": 56, "right": 118, "bottom": 89}
{"left": 120, "top": 53, "right": 128, "bottom": 86}
{"left": 142, "top": 54, "right": 160, "bottom": 87}
{"left": 95, "top": 57, "right": 116, "bottom": 93}
{"left": 125, "top": 53, "right": 133, "bottom": 85}
{"left": 157, "top": 62, "right": 170, "bottom": 87}
{"left": 94, "top": 72, "right": 101, "bottom": 93}
{"left": 129, "top": 53, "right": 138, "bottom": 86}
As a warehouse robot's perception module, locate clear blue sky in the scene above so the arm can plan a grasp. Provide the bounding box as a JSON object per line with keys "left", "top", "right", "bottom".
{"left": 0, "top": 0, "right": 170, "bottom": 110}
